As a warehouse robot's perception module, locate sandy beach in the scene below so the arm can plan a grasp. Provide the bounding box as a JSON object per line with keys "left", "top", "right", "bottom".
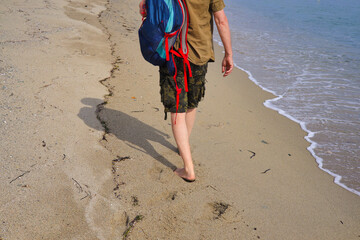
{"left": 1, "top": 0, "right": 359, "bottom": 239}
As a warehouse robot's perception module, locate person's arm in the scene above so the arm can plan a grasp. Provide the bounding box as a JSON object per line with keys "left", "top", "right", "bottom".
{"left": 213, "top": 9, "right": 233, "bottom": 77}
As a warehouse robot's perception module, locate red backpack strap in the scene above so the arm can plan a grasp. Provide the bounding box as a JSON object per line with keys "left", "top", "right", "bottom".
{"left": 168, "top": 0, "right": 191, "bottom": 124}
{"left": 164, "top": 31, "right": 179, "bottom": 61}
{"left": 169, "top": 49, "right": 182, "bottom": 124}
{"left": 178, "top": 0, "right": 192, "bottom": 91}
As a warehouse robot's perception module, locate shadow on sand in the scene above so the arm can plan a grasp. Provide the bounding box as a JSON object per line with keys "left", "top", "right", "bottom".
{"left": 78, "top": 98, "right": 177, "bottom": 170}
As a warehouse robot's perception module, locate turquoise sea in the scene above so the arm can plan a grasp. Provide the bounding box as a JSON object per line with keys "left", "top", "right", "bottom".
{"left": 215, "top": 0, "right": 360, "bottom": 195}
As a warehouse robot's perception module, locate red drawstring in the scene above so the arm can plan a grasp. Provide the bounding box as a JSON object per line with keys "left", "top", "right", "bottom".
{"left": 170, "top": 49, "right": 192, "bottom": 92}
{"left": 169, "top": 48, "right": 194, "bottom": 124}
{"left": 165, "top": 37, "right": 169, "bottom": 61}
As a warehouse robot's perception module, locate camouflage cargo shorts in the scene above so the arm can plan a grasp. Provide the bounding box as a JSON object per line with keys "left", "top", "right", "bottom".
{"left": 159, "top": 56, "right": 208, "bottom": 116}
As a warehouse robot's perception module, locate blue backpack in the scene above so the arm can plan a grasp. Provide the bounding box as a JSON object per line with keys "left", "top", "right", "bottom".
{"left": 138, "top": 0, "right": 192, "bottom": 117}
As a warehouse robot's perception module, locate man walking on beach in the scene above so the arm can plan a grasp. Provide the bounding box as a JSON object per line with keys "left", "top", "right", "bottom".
{"left": 139, "top": 0, "right": 233, "bottom": 182}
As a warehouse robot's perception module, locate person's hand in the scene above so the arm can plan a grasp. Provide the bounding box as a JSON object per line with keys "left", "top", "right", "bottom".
{"left": 222, "top": 54, "right": 233, "bottom": 77}
{"left": 139, "top": 0, "right": 147, "bottom": 17}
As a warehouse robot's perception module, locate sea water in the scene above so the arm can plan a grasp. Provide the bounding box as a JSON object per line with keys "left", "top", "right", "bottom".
{"left": 215, "top": 0, "right": 360, "bottom": 195}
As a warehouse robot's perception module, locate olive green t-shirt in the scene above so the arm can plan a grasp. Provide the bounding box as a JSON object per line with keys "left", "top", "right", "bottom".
{"left": 176, "top": 0, "right": 225, "bottom": 65}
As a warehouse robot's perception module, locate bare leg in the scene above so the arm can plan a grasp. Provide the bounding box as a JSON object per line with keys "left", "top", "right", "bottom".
{"left": 185, "top": 108, "right": 197, "bottom": 138}
{"left": 171, "top": 112, "right": 196, "bottom": 181}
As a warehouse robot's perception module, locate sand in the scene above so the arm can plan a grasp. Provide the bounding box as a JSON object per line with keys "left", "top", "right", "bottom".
{"left": 1, "top": 0, "right": 359, "bottom": 239}
{"left": 1, "top": 0, "right": 117, "bottom": 239}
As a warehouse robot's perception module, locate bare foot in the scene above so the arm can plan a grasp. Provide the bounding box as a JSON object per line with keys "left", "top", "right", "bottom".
{"left": 173, "top": 168, "right": 196, "bottom": 182}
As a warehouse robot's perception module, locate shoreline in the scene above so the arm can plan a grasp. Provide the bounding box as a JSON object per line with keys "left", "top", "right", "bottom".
{"left": 230, "top": 58, "right": 360, "bottom": 197}
{"left": 214, "top": 1, "right": 360, "bottom": 195}
{"left": 215, "top": 36, "right": 360, "bottom": 197}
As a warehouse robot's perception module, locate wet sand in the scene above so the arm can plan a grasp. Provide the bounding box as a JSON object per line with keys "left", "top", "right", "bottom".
{"left": 1, "top": 0, "right": 359, "bottom": 239}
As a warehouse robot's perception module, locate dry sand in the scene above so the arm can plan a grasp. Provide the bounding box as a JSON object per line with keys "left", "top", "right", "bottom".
{"left": 1, "top": 0, "right": 118, "bottom": 239}
{"left": 1, "top": 0, "right": 360, "bottom": 239}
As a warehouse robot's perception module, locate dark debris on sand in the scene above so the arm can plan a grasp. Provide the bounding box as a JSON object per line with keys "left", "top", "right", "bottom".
{"left": 212, "top": 202, "right": 230, "bottom": 219}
